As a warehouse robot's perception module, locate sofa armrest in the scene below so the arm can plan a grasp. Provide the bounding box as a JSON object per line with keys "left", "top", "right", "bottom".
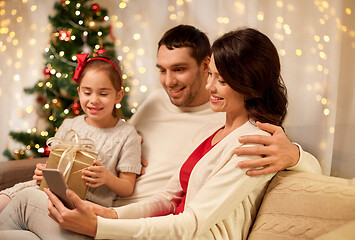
{"left": 248, "top": 171, "right": 355, "bottom": 240}
{"left": 0, "top": 158, "right": 47, "bottom": 191}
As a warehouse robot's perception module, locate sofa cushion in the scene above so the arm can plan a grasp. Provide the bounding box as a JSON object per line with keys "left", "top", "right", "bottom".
{"left": 314, "top": 220, "right": 355, "bottom": 240}
{"left": 0, "top": 158, "right": 47, "bottom": 191}
{"left": 248, "top": 171, "right": 355, "bottom": 240}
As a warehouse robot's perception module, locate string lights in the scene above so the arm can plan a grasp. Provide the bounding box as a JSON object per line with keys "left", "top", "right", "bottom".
{"left": 0, "top": 0, "right": 354, "bottom": 159}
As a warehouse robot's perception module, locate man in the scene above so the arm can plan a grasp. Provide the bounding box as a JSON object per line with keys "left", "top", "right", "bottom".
{"left": 0, "top": 25, "right": 321, "bottom": 239}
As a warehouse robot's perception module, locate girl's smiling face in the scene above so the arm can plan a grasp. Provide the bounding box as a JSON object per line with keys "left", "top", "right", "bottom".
{"left": 77, "top": 69, "right": 123, "bottom": 128}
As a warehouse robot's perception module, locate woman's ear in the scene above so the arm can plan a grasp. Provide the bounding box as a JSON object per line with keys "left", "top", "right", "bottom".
{"left": 77, "top": 86, "right": 80, "bottom": 95}
{"left": 115, "top": 89, "right": 124, "bottom": 104}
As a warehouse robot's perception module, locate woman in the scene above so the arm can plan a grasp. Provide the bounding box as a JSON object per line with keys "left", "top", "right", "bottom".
{"left": 4, "top": 27, "right": 288, "bottom": 239}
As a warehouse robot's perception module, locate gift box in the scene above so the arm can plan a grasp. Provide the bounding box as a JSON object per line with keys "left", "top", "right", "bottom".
{"left": 40, "top": 130, "right": 97, "bottom": 199}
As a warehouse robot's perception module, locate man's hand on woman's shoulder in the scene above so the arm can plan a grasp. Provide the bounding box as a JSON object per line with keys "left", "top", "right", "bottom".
{"left": 234, "top": 122, "right": 299, "bottom": 176}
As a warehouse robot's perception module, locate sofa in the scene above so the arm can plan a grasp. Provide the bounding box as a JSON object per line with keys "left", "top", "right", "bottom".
{"left": 1, "top": 158, "right": 355, "bottom": 239}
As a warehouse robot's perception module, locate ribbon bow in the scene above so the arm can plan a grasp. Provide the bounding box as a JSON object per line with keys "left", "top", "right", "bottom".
{"left": 73, "top": 53, "right": 89, "bottom": 83}
{"left": 46, "top": 129, "right": 96, "bottom": 182}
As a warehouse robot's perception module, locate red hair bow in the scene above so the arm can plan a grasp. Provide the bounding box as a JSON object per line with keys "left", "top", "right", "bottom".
{"left": 73, "top": 53, "right": 89, "bottom": 83}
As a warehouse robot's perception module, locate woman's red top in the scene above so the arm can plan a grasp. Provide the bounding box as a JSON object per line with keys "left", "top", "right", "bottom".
{"left": 174, "top": 128, "right": 221, "bottom": 215}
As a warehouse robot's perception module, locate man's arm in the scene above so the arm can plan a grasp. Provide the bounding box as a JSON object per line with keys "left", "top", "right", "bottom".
{"left": 287, "top": 143, "right": 322, "bottom": 174}
{"left": 235, "top": 122, "right": 322, "bottom": 176}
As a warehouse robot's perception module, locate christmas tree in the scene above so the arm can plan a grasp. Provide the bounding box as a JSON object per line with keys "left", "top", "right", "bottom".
{"left": 4, "top": 0, "right": 131, "bottom": 160}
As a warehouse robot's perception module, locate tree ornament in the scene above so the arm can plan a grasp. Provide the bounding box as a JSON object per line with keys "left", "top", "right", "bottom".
{"left": 88, "top": 20, "right": 96, "bottom": 30}
{"left": 13, "top": 149, "right": 20, "bottom": 160}
{"left": 13, "top": 149, "right": 26, "bottom": 160}
{"left": 43, "top": 66, "right": 52, "bottom": 78}
{"left": 91, "top": 4, "right": 100, "bottom": 13}
{"left": 51, "top": 98, "right": 62, "bottom": 108}
{"left": 72, "top": 100, "right": 80, "bottom": 115}
{"left": 59, "top": 30, "right": 71, "bottom": 42}
{"left": 43, "top": 146, "right": 50, "bottom": 156}
{"left": 56, "top": 100, "right": 62, "bottom": 108}
{"left": 97, "top": 46, "right": 107, "bottom": 56}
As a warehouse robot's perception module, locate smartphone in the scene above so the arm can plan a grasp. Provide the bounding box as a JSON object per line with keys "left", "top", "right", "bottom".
{"left": 42, "top": 168, "right": 75, "bottom": 209}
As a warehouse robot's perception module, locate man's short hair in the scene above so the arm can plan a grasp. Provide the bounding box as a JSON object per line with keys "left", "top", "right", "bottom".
{"left": 158, "top": 25, "right": 211, "bottom": 64}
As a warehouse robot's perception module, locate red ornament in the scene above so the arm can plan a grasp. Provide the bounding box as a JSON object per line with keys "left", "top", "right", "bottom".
{"left": 43, "top": 66, "right": 52, "bottom": 78}
{"left": 43, "top": 146, "right": 51, "bottom": 156}
{"left": 97, "top": 47, "right": 107, "bottom": 56}
{"left": 61, "top": 0, "right": 66, "bottom": 3}
{"left": 72, "top": 100, "right": 80, "bottom": 115}
{"left": 91, "top": 4, "right": 100, "bottom": 13}
{"left": 59, "top": 30, "right": 71, "bottom": 42}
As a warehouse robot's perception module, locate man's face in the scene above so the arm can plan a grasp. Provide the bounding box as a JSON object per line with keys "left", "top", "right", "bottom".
{"left": 156, "top": 45, "right": 209, "bottom": 107}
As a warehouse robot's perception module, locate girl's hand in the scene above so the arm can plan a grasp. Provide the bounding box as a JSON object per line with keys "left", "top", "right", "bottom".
{"left": 81, "top": 160, "right": 110, "bottom": 188}
{"left": 33, "top": 162, "right": 46, "bottom": 185}
{"left": 83, "top": 160, "right": 136, "bottom": 197}
{"left": 140, "top": 156, "right": 148, "bottom": 176}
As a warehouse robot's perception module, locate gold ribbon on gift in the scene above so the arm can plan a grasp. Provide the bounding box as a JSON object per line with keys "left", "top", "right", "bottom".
{"left": 46, "top": 129, "right": 97, "bottom": 183}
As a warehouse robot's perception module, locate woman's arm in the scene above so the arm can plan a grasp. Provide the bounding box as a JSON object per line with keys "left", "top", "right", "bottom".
{"left": 286, "top": 143, "right": 322, "bottom": 174}
{"left": 44, "top": 188, "right": 117, "bottom": 237}
{"left": 46, "top": 154, "right": 271, "bottom": 239}
{"left": 45, "top": 172, "right": 182, "bottom": 238}
{"left": 46, "top": 130, "right": 275, "bottom": 239}
{"left": 96, "top": 148, "right": 275, "bottom": 239}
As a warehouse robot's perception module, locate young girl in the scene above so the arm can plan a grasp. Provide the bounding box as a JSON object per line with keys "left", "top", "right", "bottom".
{"left": 0, "top": 53, "right": 141, "bottom": 209}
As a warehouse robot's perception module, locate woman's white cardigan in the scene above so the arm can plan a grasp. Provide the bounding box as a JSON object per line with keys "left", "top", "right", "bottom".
{"left": 96, "top": 121, "right": 275, "bottom": 240}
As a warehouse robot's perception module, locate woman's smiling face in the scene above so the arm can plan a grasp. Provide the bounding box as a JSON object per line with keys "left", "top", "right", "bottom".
{"left": 206, "top": 54, "right": 247, "bottom": 119}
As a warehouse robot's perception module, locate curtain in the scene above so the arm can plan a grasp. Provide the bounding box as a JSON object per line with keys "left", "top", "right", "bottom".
{"left": 0, "top": 0, "right": 354, "bottom": 178}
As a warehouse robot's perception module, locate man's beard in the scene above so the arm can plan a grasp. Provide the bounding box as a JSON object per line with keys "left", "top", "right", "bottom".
{"left": 168, "top": 92, "right": 195, "bottom": 107}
